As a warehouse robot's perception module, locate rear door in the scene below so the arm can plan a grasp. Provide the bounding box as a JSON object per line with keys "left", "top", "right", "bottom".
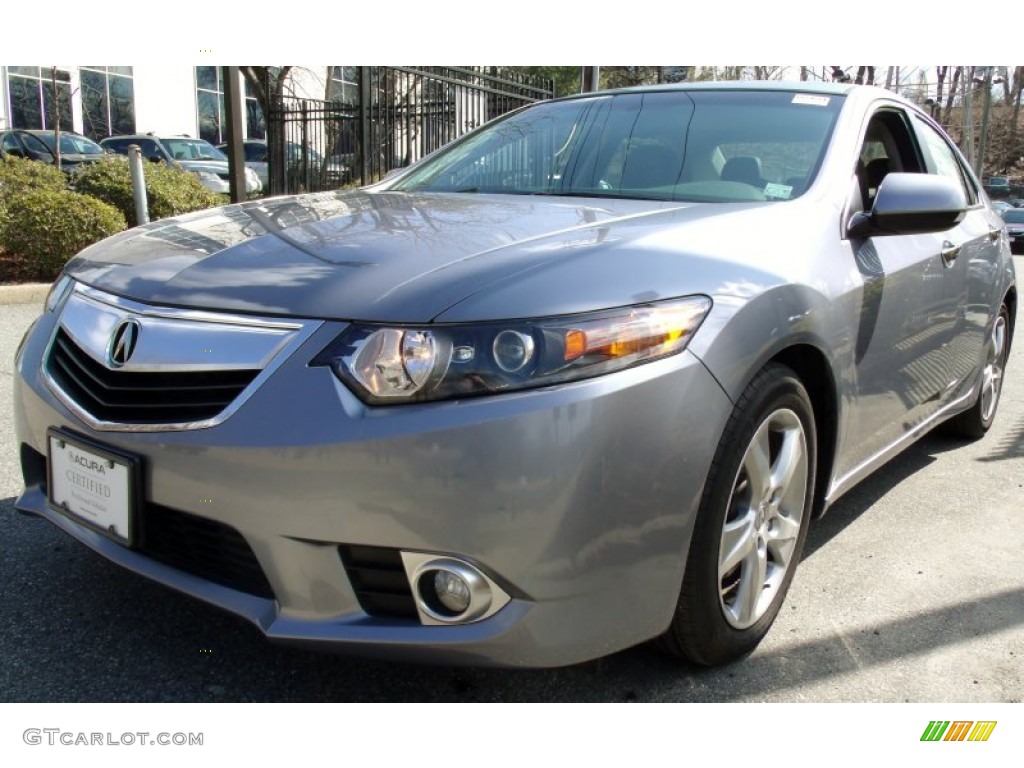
{"left": 909, "top": 112, "right": 1002, "bottom": 400}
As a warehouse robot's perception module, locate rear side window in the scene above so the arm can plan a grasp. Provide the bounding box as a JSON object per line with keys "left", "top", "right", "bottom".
{"left": 1, "top": 133, "right": 22, "bottom": 153}
{"left": 244, "top": 143, "right": 267, "bottom": 162}
{"left": 911, "top": 113, "right": 978, "bottom": 205}
{"left": 104, "top": 138, "right": 162, "bottom": 159}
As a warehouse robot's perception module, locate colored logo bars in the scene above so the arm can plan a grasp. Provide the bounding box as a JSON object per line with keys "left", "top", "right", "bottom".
{"left": 921, "top": 721, "right": 997, "bottom": 742}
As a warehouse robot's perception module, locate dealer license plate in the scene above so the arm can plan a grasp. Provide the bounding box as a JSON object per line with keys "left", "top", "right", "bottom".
{"left": 47, "top": 429, "right": 139, "bottom": 546}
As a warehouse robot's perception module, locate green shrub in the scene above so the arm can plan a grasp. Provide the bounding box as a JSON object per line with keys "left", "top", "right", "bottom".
{"left": 73, "top": 156, "right": 223, "bottom": 227}
{"left": 0, "top": 155, "right": 71, "bottom": 245}
{"left": 0, "top": 154, "right": 68, "bottom": 194}
{"left": 2, "top": 188, "right": 126, "bottom": 279}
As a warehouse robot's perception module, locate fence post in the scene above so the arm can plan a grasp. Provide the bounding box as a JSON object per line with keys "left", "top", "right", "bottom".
{"left": 300, "top": 100, "right": 310, "bottom": 192}
{"left": 358, "top": 67, "right": 371, "bottom": 185}
{"left": 268, "top": 97, "right": 284, "bottom": 196}
{"left": 127, "top": 145, "right": 149, "bottom": 225}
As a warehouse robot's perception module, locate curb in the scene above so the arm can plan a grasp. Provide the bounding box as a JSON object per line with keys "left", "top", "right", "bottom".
{"left": 0, "top": 283, "right": 50, "bottom": 306}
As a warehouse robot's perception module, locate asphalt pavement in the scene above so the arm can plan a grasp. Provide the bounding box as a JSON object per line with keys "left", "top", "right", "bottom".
{"left": 0, "top": 282, "right": 1021, "bottom": 702}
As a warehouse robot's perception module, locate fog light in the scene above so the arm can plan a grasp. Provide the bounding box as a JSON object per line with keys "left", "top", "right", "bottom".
{"left": 433, "top": 570, "right": 471, "bottom": 614}
{"left": 402, "top": 554, "right": 511, "bottom": 625}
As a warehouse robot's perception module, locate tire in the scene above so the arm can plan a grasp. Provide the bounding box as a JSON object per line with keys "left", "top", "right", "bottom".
{"left": 944, "top": 302, "right": 1011, "bottom": 440}
{"left": 659, "top": 363, "right": 816, "bottom": 666}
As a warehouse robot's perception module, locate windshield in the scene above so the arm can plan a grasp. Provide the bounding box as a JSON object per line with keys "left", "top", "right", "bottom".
{"left": 35, "top": 133, "right": 104, "bottom": 155}
{"left": 161, "top": 138, "right": 227, "bottom": 162}
{"left": 1001, "top": 209, "right": 1024, "bottom": 223}
{"left": 286, "top": 142, "right": 324, "bottom": 163}
{"left": 392, "top": 90, "right": 844, "bottom": 202}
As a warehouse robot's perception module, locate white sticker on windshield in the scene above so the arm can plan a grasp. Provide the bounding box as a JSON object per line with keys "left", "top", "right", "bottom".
{"left": 764, "top": 183, "right": 794, "bottom": 200}
{"left": 792, "top": 94, "right": 831, "bottom": 106}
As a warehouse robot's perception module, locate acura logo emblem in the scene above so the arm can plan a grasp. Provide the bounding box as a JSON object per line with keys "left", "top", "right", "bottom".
{"left": 108, "top": 319, "right": 140, "bottom": 367}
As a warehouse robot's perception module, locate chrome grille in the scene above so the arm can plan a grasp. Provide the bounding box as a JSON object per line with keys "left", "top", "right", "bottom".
{"left": 47, "top": 328, "right": 259, "bottom": 424}
{"left": 42, "top": 285, "right": 320, "bottom": 431}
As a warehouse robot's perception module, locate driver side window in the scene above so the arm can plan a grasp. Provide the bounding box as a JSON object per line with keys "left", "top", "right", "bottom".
{"left": 855, "top": 109, "right": 923, "bottom": 212}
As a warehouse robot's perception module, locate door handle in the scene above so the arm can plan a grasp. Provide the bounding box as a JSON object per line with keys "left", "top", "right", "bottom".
{"left": 988, "top": 227, "right": 1001, "bottom": 242}
{"left": 940, "top": 240, "right": 960, "bottom": 266}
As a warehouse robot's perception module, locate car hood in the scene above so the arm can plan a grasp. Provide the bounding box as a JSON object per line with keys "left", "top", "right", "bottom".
{"left": 65, "top": 189, "right": 800, "bottom": 322}
{"left": 177, "top": 159, "right": 229, "bottom": 174}
{"left": 60, "top": 153, "right": 104, "bottom": 164}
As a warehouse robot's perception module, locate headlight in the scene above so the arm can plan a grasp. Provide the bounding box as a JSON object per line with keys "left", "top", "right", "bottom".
{"left": 312, "top": 297, "right": 711, "bottom": 404}
{"left": 44, "top": 274, "right": 73, "bottom": 313}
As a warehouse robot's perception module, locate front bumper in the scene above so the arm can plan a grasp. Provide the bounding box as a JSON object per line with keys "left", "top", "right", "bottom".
{"left": 195, "top": 174, "right": 262, "bottom": 195}
{"left": 13, "top": 291, "right": 732, "bottom": 667}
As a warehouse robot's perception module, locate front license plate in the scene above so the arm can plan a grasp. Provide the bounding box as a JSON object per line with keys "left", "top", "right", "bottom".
{"left": 47, "top": 429, "right": 140, "bottom": 546}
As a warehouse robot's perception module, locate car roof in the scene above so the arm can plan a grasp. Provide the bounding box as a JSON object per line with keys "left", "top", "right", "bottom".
{"left": 555, "top": 80, "right": 857, "bottom": 100}
{"left": 13, "top": 128, "right": 93, "bottom": 139}
{"left": 100, "top": 134, "right": 205, "bottom": 142}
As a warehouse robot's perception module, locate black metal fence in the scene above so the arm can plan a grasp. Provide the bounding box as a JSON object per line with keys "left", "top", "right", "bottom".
{"left": 266, "top": 66, "right": 553, "bottom": 196}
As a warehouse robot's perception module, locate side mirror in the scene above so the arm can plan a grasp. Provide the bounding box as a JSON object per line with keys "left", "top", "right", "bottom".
{"left": 848, "top": 172, "right": 967, "bottom": 238}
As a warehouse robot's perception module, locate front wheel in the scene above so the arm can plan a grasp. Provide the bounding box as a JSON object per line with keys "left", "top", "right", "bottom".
{"left": 659, "top": 364, "right": 816, "bottom": 666}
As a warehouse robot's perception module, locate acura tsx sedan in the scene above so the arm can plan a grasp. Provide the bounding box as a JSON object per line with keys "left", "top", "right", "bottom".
{"left": 13, "top": 82, "right": 1016, "bottom": 667}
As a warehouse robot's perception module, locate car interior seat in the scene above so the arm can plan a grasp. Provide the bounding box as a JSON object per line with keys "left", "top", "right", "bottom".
{"left": 620, "top": 143, "right": 682, "bottom": 191}
{"left": 858, "top": 157, "right": 891, "bottom": 210}
{"left": 720, "top": 155, "right": 765, "bottom": 188}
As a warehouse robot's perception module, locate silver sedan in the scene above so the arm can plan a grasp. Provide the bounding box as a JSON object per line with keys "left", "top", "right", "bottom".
{"left": 13, "top": 82, "right": 1016, "bottom": 667}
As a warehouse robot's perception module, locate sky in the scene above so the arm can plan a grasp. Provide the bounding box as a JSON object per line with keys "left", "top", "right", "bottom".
{"left": 1, "top": 2, "right": 1001, "bottom": 67}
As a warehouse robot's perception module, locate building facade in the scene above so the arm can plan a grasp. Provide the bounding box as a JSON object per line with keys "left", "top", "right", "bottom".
{"left": 0, "top": 66, "right": 349, "bottom": 144}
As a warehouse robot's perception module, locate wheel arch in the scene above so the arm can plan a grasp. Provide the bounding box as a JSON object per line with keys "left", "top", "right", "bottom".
{"left": 1003, "top": 284, "right": 1017, "bottom": 349}
{"left": 767, "top": 344, "right": 838, "bottom": 520}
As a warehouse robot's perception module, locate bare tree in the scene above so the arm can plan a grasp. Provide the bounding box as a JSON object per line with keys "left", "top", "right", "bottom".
{"left": 1009, "top": 66, "right": 1023, "bottom": 155}
{"left": 934, "top": 66, "right": 947, "bottom": 123}
{"left": 750, "top": 66, "right": 785, "bottom": 80}
{"left": 943, "top": 66, "right": 962, "bottom": 131}
{"left": 854, "top": 66, "right": 875, "bottom": 85}
{"left": 50, "top": 67, "right": 62, "bottom": 171}
{"left": 240, "top": 66, "right": 294, "bottom": 123}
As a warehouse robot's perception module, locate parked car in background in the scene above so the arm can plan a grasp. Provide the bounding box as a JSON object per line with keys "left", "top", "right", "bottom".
{"left": 100, "top": 134, "right": 262, "bottom": 195}
{"left": 218, "top": 139, "right": 351, "bottom": 190}
{"left": 983, "top": 175, "right": 1012, "bottom": 198}
{"left": 0, "top": 129, "right": 107, "bottom": 172}
{"left": 991, "top": 200, "right": 1014, "bottom": 214}
{"left": 1000, "top": 207, "right": 1024, "bottom": 253}
{"left": 13, "top": 82, "right": 1016, "bottom": 668}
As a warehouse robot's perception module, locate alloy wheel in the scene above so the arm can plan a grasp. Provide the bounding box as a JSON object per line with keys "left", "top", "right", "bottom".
{"left": 980, "top": 312, "right": 1008, "bottom": 423}
{"left": 718, "top": 408, "right": 809, "bottom": 630}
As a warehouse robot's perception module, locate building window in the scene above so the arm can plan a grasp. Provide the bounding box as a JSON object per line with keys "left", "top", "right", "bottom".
{"left": 196, "top": 67, "right": 265, "bottom": 143}
{"left": 195, "top": 66, "right": 225, "bottom": 144}
{"left": 6, "top": 66, "right": 72, "bottom": 131}
{"left": 245, "top": 77, "right": 265, "bottom": 140}
{"left": 329, "top": 67, "right": 359, "bottom": 103}
{"left": 80, "top": 66, "right": 135, "bottom": 141}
